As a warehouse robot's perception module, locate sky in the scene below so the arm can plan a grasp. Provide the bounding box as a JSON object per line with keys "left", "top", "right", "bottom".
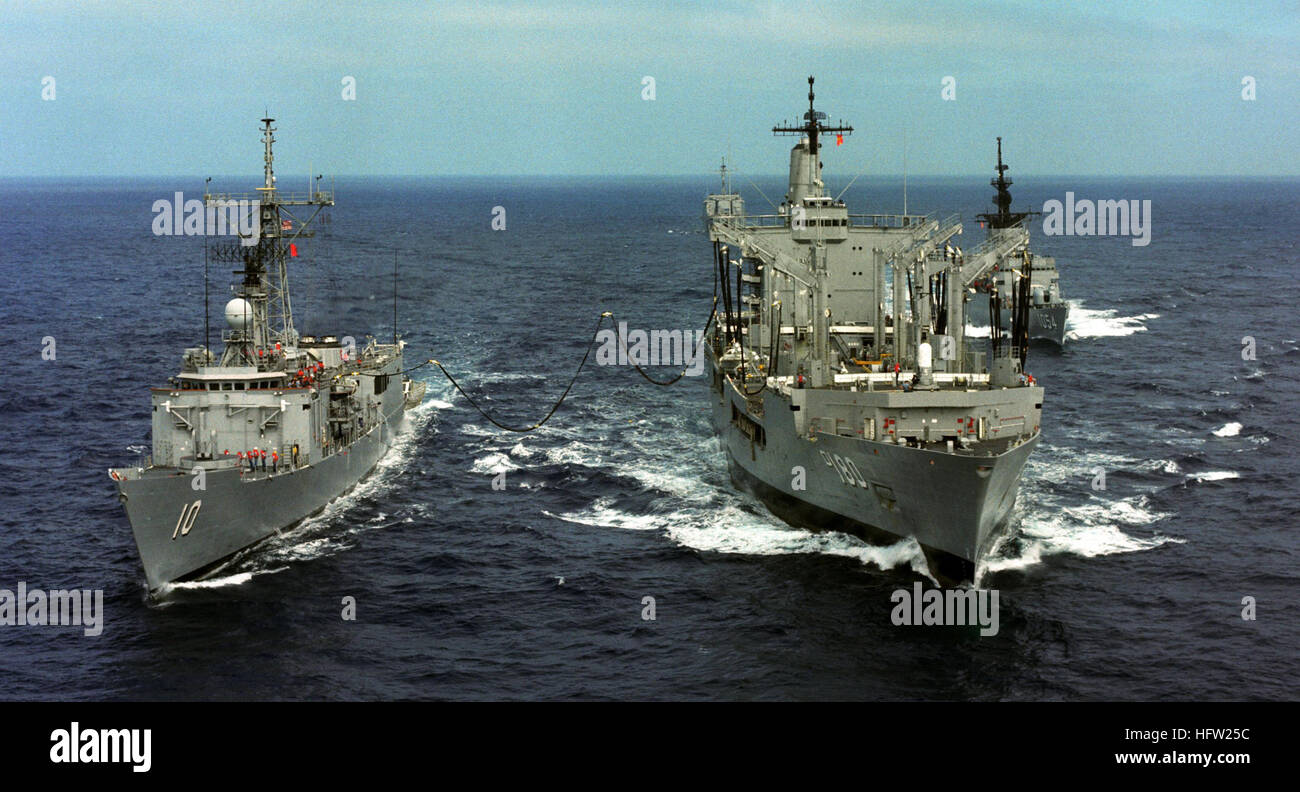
{"left": 2, "top": 0, "right": 1297, "bottom": 177}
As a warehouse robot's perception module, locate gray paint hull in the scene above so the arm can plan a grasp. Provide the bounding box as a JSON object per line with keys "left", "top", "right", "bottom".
{"left": 117, "top": 408, "right": 403, "bottom": 591}
{"left": 711, "top": 378, "right": 1036, "bottom": 581}
{"left": 969, "top": 301, "right": 1070, "bottom": 345}
{"left": 1028, "top": 303, "right": 1069, "bottom": 345}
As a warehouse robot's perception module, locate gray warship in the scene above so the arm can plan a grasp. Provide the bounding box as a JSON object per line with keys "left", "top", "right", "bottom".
{"left": 703, "top": 79, "right": 1044, "bottom": 583}
{"left": 968, "top": 137, "right": 1070, "bottom": 345}
{"left": 110, "top": 118, "right": 426, "bottom": 592}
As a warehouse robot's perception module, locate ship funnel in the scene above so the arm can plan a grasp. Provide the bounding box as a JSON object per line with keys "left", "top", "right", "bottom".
{"left": 787, "top": 139, "right": 818, "bottom": 204}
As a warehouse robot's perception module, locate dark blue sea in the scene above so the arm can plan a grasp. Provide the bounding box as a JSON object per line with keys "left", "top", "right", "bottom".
{"left": 1, "top": 175, "right": 1296, "bottom": 700}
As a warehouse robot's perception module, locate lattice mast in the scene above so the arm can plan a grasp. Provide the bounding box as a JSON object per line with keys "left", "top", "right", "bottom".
{"left": 207, "top": 118, "right": 334, "bottom": 368}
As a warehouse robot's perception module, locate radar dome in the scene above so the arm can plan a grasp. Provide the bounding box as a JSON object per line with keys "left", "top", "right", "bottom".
{"left": 225, "top": 298, "right": 254, "bottom": 330}
{"left": 917, "top": 341, "right": 933, "bottom": 370}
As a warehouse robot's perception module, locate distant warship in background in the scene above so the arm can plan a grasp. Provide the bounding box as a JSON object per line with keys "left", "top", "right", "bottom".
{"left": 968, "top": 138, "right": 1070, "bottom": 345}
{"left": 703, "top": 78, "right": 1045, "bottom": 583}
{"left": 110, "top": 118, "right": 425, "bottom": 591}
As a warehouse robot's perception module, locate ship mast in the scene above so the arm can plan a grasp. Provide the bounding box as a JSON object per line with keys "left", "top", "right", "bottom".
{"left": 769, "top": 77, "right": 854, "bottom": 387}
{"left": 259, "top": 117, "right": 292, "bottom": 353}
{"left": 976, "top": 137, "right": 1032, "bottom": 230}
{"left": 772, "top": 76, "right": 853, "bottom": 203}
{"left": 207, "top": 117, "right": 334, "bottom": 369}
{"left": 772, "top": 76, "right": 853, "bottom": 165}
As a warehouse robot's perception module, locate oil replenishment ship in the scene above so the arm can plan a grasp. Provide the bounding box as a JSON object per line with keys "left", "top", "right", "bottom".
{"left": 110, "top": 118, "right": 425, "bottom": 592}
{"left": 703, "top": 79, "right": 1044, "bottom": 583}
{"left": 969, "top": 137, "right": 1070, "bottom": 345}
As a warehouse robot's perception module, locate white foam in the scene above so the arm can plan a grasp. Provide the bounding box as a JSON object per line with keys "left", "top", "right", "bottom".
{"left": 540, "top": 440, "right": 608, "bottom": 468}
{"left": 1151, "top": 459, "right": 1182, "bottom": 475}
{"left": 978, "top": 537, "right": 1043, "bottom": 578}
{"left": 1213, "top": 422, "right": 1242, "bottom": 437}
{"left": 967, "top": 302, "right": 1154, "bottom": 341}
{"left": 981, "top": 491, "right": 1182, "bottom": 581}
{"left": 1065, "top": 302, "right": 1157, "bottom": 339}
{"left": 459, "top": 423, "right": 499, "bottom": 438}
{"left": 1025, "top": 446, "right": 1162, "bottom": 484}
{"left": 1189, "top": 470, "right": 1239, "bottom": 482}
{"left": 158, "top": 570, "right": 260, "bottom": 593}
{"left": 470, "top": 452, "right": 519, "bottom": 474}
{"left": 668, "top": 517, "right": 934, "bottom": 580}
{"left": 547, "top": 494, "right": 935, "bottom": 581}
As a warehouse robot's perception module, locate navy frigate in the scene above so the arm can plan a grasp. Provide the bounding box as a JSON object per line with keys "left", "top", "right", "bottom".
{"left": 703, "top": 79, "right": 1044, "bottom": 583}
{"left": 110, "top": 118, "right": 426, "bottom": 592}
{"left": 969, "top": 137, "right": 1070, "bottom": 345}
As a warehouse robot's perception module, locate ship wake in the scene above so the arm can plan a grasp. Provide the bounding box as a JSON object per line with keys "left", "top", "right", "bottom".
{"left": 1064, "top": 301, "right": 1158, "bottom": 340}
{"left": 505, "top": 421, "right": 939, "bottom": 580}
{"left": 977, "top": 445, "right": 1185, "bottom": 583}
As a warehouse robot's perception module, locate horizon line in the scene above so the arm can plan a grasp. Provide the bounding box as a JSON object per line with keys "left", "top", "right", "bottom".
{"left": 3, "top": 173, "right": 1297, "bottom": 181}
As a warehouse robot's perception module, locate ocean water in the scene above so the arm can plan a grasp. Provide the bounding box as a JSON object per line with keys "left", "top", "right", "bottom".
{"left": 0, "top": 175, "right": 1296, "bottom": 700}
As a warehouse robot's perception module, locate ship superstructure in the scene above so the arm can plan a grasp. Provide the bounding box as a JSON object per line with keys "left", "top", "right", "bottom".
{"left": 970, "top": 137, "right": 1070, "bottom": 344}
{"left": 110, "top": 118, "right": 425, "bottom": 591}
{"left": 703, "top": 79, "right": 1044, "bottom": 582}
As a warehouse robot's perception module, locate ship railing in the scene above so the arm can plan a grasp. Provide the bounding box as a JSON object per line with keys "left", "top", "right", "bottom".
{"left": 961, "top": 224, "right": 1029, "bottom": 260}
{"left": 847, "top": 212, "right": 936, "bottom": 229}
{"left": 713, "top": 212, "right": 937, "bottom": 230}
{"left": 204, "top": 190, "right": 335, "bottom": 205}
{"left": 828, "top": 371, "right": 991, "bottom": 387}
{"left": 237, "top": 452, "right": 311, "bottom": 480}
{"left": 876, "top": 213, "right": 963, "bottom": 260}
{"left": 713, "top": 214, "right": 787, "bottom": 229}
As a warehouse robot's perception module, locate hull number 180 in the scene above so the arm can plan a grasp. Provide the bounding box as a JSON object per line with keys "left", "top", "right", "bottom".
{"left": 820, "top": 450, "right": 868, "bottom": 489}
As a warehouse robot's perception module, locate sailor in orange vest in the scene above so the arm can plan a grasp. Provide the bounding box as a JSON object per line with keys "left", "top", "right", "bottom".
{"left": 271, "top": 450, "right": 279, "bottom": 472}
{"left": 259, "top": 448, "right": 267, "bottom": 471}
{"left": 237, "top": 451, "right": 245, "bottom": 472}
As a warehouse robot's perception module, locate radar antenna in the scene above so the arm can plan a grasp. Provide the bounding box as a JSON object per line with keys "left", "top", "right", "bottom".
{"left": 204, "top": 117, "right": 336, "bottom": 368}
{"left": 771, "top": 76, "right": 853, "bottom": 158}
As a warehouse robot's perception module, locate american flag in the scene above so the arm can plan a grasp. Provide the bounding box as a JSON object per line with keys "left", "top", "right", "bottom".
{"left": 281, "top": 219, "right": 293, "bottom": 231}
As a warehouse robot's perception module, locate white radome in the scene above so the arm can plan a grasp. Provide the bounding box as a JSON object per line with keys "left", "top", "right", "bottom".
{"left": 917, "top": 340, "right": 933, "bottom": 370}
{"left": 225, "top": 298, "right": 254, "bottom": 330}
